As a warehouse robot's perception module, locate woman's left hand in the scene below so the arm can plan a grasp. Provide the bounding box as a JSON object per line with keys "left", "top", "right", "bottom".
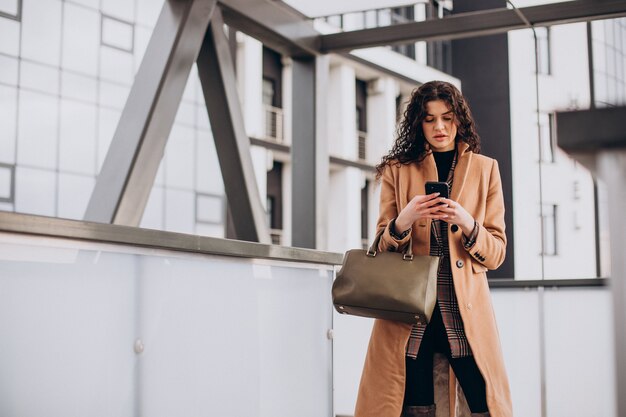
{"left": 438, "top": 198, "right": 475, "bottom": 235}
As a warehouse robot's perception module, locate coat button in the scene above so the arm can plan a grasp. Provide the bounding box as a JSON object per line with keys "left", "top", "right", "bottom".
{"left": 451, "top": 224, "right": 459, "bottom": 232}
{"left": 456, "top": 260, "right": 464, "bottom": 268}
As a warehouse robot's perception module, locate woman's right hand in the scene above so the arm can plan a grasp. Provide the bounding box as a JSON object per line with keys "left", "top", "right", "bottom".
{"left": 395, "top": 193, "right": 448, "bottom": 232}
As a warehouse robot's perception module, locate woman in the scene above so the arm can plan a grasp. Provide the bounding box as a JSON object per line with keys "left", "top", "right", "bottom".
{"left": 354, "top": 81, "right": 512, "bottom": 417}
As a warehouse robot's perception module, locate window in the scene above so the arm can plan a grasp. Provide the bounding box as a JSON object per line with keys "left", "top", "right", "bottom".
{"left": 541, "top": 204, "right": 557, "bottom": 256}
{"left": 0, "top": 163, "right": 14, "bottom": 203}
{"left": 536, "top": 26, "right": 551, "bottom": 75}
{"left": 262, "top": 78, "right": 275, "bottom": 106}
{"left": 0, "top": 0, "right": 21, "bottom": 21}
{"left": 101, "top": 15, "right": 134, "bottom": 53}
{"left": 539, "top": 113, "right": 555, "bottom": 163}
{"left": 196, "top": 193, "right": 224, "bottom": 224}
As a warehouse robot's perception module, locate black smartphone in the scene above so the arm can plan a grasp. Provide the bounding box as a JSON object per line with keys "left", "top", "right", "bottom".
{"left": 425, "top": 181, "right": 449, "bottom": 201}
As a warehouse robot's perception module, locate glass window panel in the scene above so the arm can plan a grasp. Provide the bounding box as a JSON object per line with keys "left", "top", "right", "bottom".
{"left": 62, "top": 3, "right": 99, "bottom": 76}
{"left": 164, "top": 188, "right": 194, "bottom": 234}
{"left": 0, "top": 17, "right": 19, "bottom": 56}
{"left": 175, "top": 101, "right": 196, "bottom": 127}
{"left": 17, "top": 90, "right": 58, "bottom": 169}
{"left": 96, "top": 107, "right": 120, "bottom": 173}
{"left": 133, "top": 25, "right": 152, "bottom": 74}
{"left": 98, "top": 80, "right": 130, "bottom": 109}
{"left": 137, "top": 0, "right": 164, "bottom": 27}
{"left": 364, "top": 10, "right": 377, "bottom": 28}
{"left": 61, "top": 71, "right": 98, "bottom": 103}
{"left": 196, "top": 102, "right": 210, "bottom": 131}
{"left": 101, "top": 15, "right": 134, "bottom": 52}
{"left": 21, "top": 0, "right": 61, "bottom": 66}
{"left": 14, "top": 166, "right": 56, "bottom": 216}
{"left": 59, "top": 99, "right": 97, "bottom": 175}
{"left": 101, "top": 0, "right": 134, "bottom": 21}
{"left": 196, "top": 193, "right": 223, "bottom": 224}
{"left": 0, "top": 164, "right": 13, "bottom": 201}
{"left": 195, "top": 130, "right": 222, "bottom": 194}
{"left": 140, "top": 185, "right": 164, "bottom": 230}
{"left": 19, "top": 60, "right": 59, "bottom": 96}
{"left": 68, "top": 0, "right": 99, "bottom": 9}
{"left": 0, "top": 54, "right": 18, "bottom": 85}
{"left": 195, "top": 222, "right": 223, "bottom": 238}
{"left": 100, "top": 46, "right": 134, "bottom": 85}
{"left": 164, "top": 125, "right": 194, "bottom": 189}
{"left": 0, "top": 0, "right": 19, "bottom": 17}
{"left": 377, "top": 9, "right": 391, "bottom": 26}
{"left": 57, "top": 173, "right": 95, "bottom": 220}
{"left": 0, "top": 85, "right": 17, "bottom": 164}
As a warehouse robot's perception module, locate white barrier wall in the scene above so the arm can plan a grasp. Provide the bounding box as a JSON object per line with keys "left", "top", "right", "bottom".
{"left": 333, "top": 285, "right": 616, "bottom": 417}
{"left": 0, "top": 234, "right": 334, "bottom": 417}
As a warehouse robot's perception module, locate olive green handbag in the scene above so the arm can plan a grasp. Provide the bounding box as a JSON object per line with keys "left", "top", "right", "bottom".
{"left": 332, "top": 229, "right": 439, "bottom": 324}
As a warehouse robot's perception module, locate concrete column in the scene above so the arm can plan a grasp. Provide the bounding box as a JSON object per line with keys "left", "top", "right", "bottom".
{"left": 236, "top": 33, "right": 268, "bottom": 211}
{"left": 327, "top": 167, "right": 363, "bottom": 253}
{"left": 328, "top": 64, "right": 357, "bottom": 159}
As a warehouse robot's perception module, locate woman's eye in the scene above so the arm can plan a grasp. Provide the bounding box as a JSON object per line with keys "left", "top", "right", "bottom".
{"left": 424, "top": 119, "right": 434, "bottom": 123}
{"left": 443, "top": 117, "right": 453, "bottom": 121}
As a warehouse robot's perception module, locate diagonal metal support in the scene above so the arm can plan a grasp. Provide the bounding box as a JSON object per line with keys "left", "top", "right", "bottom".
{"left": 197, "top": 8, "right": 271, "bottom": 244}
{"left": 85, "top": 0, "right": 217, "bottom": 225}
{"left": 320, "top": 0, "right": 626, "bottom": 52}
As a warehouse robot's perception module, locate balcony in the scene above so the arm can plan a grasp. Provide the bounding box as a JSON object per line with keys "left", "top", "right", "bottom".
{"left": 264, "top": 104, "right": 284, "bottom": 143}
{"left": 358, "top": 130, "right": 367, "bottom": 161}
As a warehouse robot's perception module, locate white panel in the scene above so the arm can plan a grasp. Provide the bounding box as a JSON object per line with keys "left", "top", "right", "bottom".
{"left": 99, "top": 80, "right": 130, "bottom": 109}
{"left": 0, "top": 54, "right": 18, "bottom": 85}
{"left": 0, "top": 241, "right": 136, "bottom": 417}
{"left": 138, "top": 256, "right": 333, "bottom": 417}
{"left": 14, "top": 166, "right": 56, "bottom": 216}
{"left": 17, "top": 90, "right": 58, "bottom": 169}
{"left": 133, "top": 25, "right": 152, "bottom": 74}
{"left": 175, "top": 100, "right": 196, "bottom": 126}
{"left": 333, "top": 312, "right": 374, "bottom": 416}
{"left": 59, "top": 99, "right": 97, "bottom": 175}
{"left": 137, "top": 0, "right": 164, "bottom": 27}
{"left": 196, "top": 130, "right": 223, "bottom": 194}
{"left": 97, "top": 107, "right": 121, "bottom": 172}
{"left": 100, "top": 46, "right": 134, "bottom": 85}
{"left": 101, "top": 0, "right": 134, "bottom": 21}
{"left": 165, "top": 125, "right": 194, "bottom": 189}
{"left": 196, "top": 194, "right": 222, "bottom": 223}
{"left": 57, "top": 173, "right": 95, "bottom": 220}
{"left": 0, "top": 85, "right": 17, "bottom": 164}
{"left": 543, "top": 288, "right": 616, "bottom": 417}
{"left": 195, "top": 222, "right": 224, "bottom": 238}
{"left": 62, "top": 3, "right": 99, "bottom": 76}
{"left": 0, "top": 201, "right": 13, "bottom": 211}
{"left": 20, "top": 60, "right": 59, "bottom": 96}
{"left": 140, "top": 185, "right": 164, "bottom": 230}
{"left": 101, "top": 15, "right": 134, "bottom": 52}
{"left": 0, "top": 0, "right": 19, "bottom": 16}
{"left": 0, "top": 17, "right": 19, "bottom": 56}
{"left": 491, "top": 289, "right": 543, "bottom": 417}
{"left": 61, "top": 71, "right": 98, "bottom": 103}
{"left": 67, "top": 0, "right": 98, "bottom": 8}
{"left": 21, "top": 0, "right": 62, "bottom": 66}
{"left": 164, "top": 188, "right": 194, "bottom": 234}
{"left": 0, "top": 165, "right": 12, "bottom": 199}
{"left": 196, "top": 101, "right": 210, "bottom": 130}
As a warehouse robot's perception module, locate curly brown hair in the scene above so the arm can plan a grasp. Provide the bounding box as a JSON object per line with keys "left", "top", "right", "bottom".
{"left": 375, "top": 80, "right": 481, "bottom": 180}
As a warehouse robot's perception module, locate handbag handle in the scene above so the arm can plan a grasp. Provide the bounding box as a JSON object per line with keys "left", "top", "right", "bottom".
{"left": 367, "top": 226, "right": 414, "bottom": 260}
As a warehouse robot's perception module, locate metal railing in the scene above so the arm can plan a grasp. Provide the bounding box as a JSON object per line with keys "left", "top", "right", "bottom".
{"left": 264, "top": 104, "right": 284, "bottom": 143}
{"left": 358, "top": 130, "right": 367, "bottom": 161}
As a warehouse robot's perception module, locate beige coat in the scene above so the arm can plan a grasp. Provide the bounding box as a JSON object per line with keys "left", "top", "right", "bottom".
{"left": 354, "top": 141, "right": 512, "bottom": 417}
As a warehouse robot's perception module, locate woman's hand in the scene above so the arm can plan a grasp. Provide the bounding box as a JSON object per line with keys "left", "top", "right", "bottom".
{"left": 395, "top": 193, "right": 448, "bottom": 232}
{"left": 438, "top": 198, "right": 475, "bottom": 235}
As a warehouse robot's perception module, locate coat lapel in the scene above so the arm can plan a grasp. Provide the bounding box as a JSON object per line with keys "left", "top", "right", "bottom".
{"left": 450, "top": 141, "right": 472, "bottom": 202}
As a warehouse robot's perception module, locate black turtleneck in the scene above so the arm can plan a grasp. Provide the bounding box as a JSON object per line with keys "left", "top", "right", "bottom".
{"left": 433, "top": 149, "right": 456, "bottom": 182}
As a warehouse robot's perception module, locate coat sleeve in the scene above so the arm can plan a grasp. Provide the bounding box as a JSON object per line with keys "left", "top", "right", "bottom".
{"left": 464, "top": 159, "right": 507, "bottom": 270}
{"left": 376, "top": 164, "right": 412, "bottom": 253}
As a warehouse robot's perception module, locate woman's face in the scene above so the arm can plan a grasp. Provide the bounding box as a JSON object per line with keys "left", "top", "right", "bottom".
{"left": 421, "top": 99, "right": 457, "bottom": 152}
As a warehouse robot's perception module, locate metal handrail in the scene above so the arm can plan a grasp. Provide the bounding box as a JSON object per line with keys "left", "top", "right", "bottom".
{"left": 0, "top": 212, "right": 343, "bottom": 266}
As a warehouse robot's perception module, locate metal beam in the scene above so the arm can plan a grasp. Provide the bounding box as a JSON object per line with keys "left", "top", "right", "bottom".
{"left": 85, "top": 0, "right": 217, "bottom": 225}
{"left": 218, "top": 0, "right": 320, "bottom": 57}
{"left": 197, "top": 8, "right": 271, "bottom": 244}
{"left": 320, "top": 0, "right": 626, "bottom": 52}
{"left": 291, "top": 56, "right": 317, "bottom": 248}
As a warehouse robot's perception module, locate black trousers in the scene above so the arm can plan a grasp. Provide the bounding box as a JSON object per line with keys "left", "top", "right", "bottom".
{"left": 403, "top": 303, "right": 488, "bottom": 413}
